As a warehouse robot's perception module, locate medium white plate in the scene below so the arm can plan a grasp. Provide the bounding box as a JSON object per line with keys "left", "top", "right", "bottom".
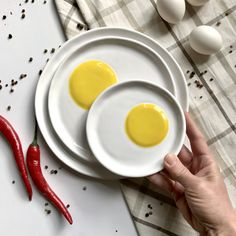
{"left": 35, "top": 28, "right": 189, "bottom": 179}
{"left": 87, "top": 81, "right": 185, "bottom": 177}
{"left": 48, "top": 37, "right": 176, "bottom": 163}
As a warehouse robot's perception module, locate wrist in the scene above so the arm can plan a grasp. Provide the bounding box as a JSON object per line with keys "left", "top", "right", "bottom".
{"left": 209, "top": 211, "right": 236, "bottom": 236}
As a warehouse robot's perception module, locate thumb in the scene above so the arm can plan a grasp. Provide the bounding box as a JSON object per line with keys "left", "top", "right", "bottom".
{"left": 164, "top": 154, "right": 196, "bottom": 187}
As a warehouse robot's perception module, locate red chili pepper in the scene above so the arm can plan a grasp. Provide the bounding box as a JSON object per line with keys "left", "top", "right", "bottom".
{"left": 0, "top": 115, "right": 32, "bottom": 200}
{"left": 26, "top": 123, "right": 73, "bottom": 224}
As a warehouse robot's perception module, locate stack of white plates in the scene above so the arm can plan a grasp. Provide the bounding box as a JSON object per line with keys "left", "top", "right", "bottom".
{"left": 35, "top": 28, "right": 188, "bottom": 180}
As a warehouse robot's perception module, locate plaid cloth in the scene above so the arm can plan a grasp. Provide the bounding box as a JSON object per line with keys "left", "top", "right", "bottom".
{"left": 54, "top": 0, "right": 236, "bottom": 235}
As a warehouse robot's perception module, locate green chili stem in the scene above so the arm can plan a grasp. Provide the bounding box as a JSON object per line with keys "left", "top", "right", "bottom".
{"left": 31, "top": 117, "right": 38, "bottom": 146}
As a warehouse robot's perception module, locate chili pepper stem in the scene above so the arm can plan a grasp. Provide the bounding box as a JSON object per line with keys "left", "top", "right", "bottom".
{"left": 31, "top": 118, "right": 38, "bottom": 146}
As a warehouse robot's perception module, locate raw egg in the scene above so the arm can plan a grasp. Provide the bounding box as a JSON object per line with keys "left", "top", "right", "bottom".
{"left": 189, "top": 26, "right": 222, "bottom": 55}
{"left": 125, "top": 103, "right": 169, "bottom": 147}
{"left": 69, "top": 60, "right": 117, "bottom": 109}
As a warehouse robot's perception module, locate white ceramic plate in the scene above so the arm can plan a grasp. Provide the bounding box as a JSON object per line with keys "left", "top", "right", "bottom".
{"left": 87, "top": 81, "right": 186, "bottom": 177}
{"left": 35, "top": 27, "right": 189, "bottom": 179}
{"left": 48, "top": 37, "right": 176, "bottom": 163}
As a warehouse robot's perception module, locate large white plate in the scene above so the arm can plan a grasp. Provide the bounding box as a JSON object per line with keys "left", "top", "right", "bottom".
{"left": 87, "top": 81, "right": 185, "bottom": 177}
{"left": 35, "top": 27, "right": 189, "bottom": 179}
{"left": 48, "top": 36, "right": 176, "bottom": 163}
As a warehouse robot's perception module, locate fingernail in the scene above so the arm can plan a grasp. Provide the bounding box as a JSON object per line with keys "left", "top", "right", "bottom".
{"left": 165, "top": 154, "right": 176, "bottom": 167}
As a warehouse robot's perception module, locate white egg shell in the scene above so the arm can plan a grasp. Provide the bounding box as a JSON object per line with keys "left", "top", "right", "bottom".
{"left": 189, "top": 26, "right": 223, "bottom": 55}
{"left": 186, "top": 0, "right": 210, "bottom": 6}
{"left": 156, "top": 0, "right": 186, "bottom": 24}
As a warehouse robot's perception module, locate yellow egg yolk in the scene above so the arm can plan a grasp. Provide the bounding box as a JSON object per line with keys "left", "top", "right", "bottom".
{"left": 69, "top": 60, "right": 117, "bottom": 110}
{"left": 125, "top": 104, "right": 169, "bottom": 147}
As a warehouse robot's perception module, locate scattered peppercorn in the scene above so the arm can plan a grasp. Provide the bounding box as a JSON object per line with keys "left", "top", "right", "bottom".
{"left": 29, "top": 57, "right": 33, "bottom": 62}
{"left": 186, "top": 70, "right": 190, "bottom": 74}
{"left": 11, "top": 80, "right": 18, "bottom": 86}
{"left": 204, "top": 70, "right": 207, "bottom": 74}
{"left": 229, "top": 50, "right": 232, "bottom": 54}
{"left": 46, "top": 58, "right": 49, "bottom": 62}
{"left": 189, "top": 71, "right": 195, "bottom": 79}
{"left": 43, "top": 49, "right": 48, "bottom": 54}
{"left": 51, "top": 48, "right": 55, "bottom": 54}
{"left": 45, "top": 209, "right": 51, "bottom": 215}
{"left": 225, "top": 12, "right": 229, "bottom": 16}
{"left": 10, "top": 12, "right": 12, "bottom": 15}
{"left": 216, "top": 21, "right": 221, "bottom": 27}
{"left": 7, "top": 106, "right": 11, "bottom": 111}
{"left": 5, "top": 84, "right": 8, "bottom": 87}
{"left": 0, "top": 85, "right": 2, "bottom": 90}
{"left": 8, "top": 34, "right": 13, "bottom": 39}
{"left": 50, "top": 169, "right": 58, "bottom": 174}
{"left": 58, "top": 167, "right": 62, "bottom": 170}
{"left": 188, "top": 82, "right": 191, "bottom": 87}
{"left": 83, "top": 186, "right": 87, "bottom": 191}
{"left": 44, "top": 165, "right": 48, "bottom": 169}
{"left": 43, "top": 0, "right": 47, "bottom": 4}
{"left": 45, "top": 202, "right": 49, "bottom": 206}
{"left": 12, "top": 180, "right": 15, "bottom": 184}
{"left": 194, "top": 80, "right": 203, "bottom": 88}
{"left": 66, "top": 204, "right": 70, "bottom": 208}
{"left": 149, "top": 211, "right": 153, "bottom": 215}
{"left": 210, "top": 78, "right": 214, "bottom": 82}
{"left": 39, "top": 70, "right": 43, "bottom": 76}
{"left": 230, "top": 45, "right": 233, "bottom": 49}
{"left": 2, "top": 15, "right": 6, "bottom": 20}
{"left": 76, "top": 23, "right": 84, "bottom": 30}
{"left": 21, "top": 14, "right": 25, "bottom": 19}
{"left": 20, "top": 74, "right": 27, "bottom": 79}
{"left": 31, "top": 0, "right": 35, "bottom": 3}
{"left": 200, "top": 96, "right": 203, "bottom": 99}
{"left": 145, "top": 213, "right": 149, "bottom": 217}
{"left": 22, "top": 9, "right": 25, "bottom": 13}
{"left": 115, "top": 230, "right": 118, "bottom": 232}
{"left": 10, "top": 88, "right": 14, "bottom": 93}
{"left": 25, "top": 0, "right": 29, "bottom": 3}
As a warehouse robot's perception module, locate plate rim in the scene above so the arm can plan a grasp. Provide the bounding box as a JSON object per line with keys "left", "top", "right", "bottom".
{"left": 86, "top": 80, "right": 186, "bottom": 177}
{"left": 35, "top": 27, "right": 189, "bottom": 179}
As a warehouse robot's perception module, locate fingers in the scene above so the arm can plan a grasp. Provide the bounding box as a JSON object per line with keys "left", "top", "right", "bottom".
{"left": 178, "top": 145, "right": 193, "bottom": 167}
{"left": 185, "top": 112, "right": 210, "bottom": 156}
{"left": 148, "top": 173, "right": 173, "bottom": 193}
{"left": 164, "top": 154, "right": 197, "bottom": 187}
{"left": 174, "top": 194, "right": 193, "bottom": 227}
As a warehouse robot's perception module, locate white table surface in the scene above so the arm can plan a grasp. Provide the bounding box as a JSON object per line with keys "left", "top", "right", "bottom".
{"left": 0, "top": 0, "right": 137, "bottom": 235}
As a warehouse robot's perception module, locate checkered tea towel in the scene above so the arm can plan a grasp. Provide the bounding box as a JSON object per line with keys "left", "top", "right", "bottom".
{"left": 54, "top": 0, "right": 236, "bottom": 235}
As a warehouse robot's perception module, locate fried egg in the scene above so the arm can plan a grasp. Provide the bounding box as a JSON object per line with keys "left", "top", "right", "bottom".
{"left": 69, "top": 60, "right": 117, "bottom": 109}
{"left": 125, "top": 103, "right": 169, "bottom": 147}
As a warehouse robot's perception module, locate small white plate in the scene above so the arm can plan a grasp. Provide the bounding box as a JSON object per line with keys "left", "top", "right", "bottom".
{"left": 48, "top": 37, "right": 176, "bottom": 163}
{"left": 86, "top": 81, "right": 186, "bottom": 177}
{"left": 35, "top": 27, "right": 188, "bottom": 179}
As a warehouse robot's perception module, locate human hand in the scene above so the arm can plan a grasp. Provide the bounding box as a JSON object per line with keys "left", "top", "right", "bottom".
{"left": 148, "top": 112, "right": 236, "bottom": 235}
